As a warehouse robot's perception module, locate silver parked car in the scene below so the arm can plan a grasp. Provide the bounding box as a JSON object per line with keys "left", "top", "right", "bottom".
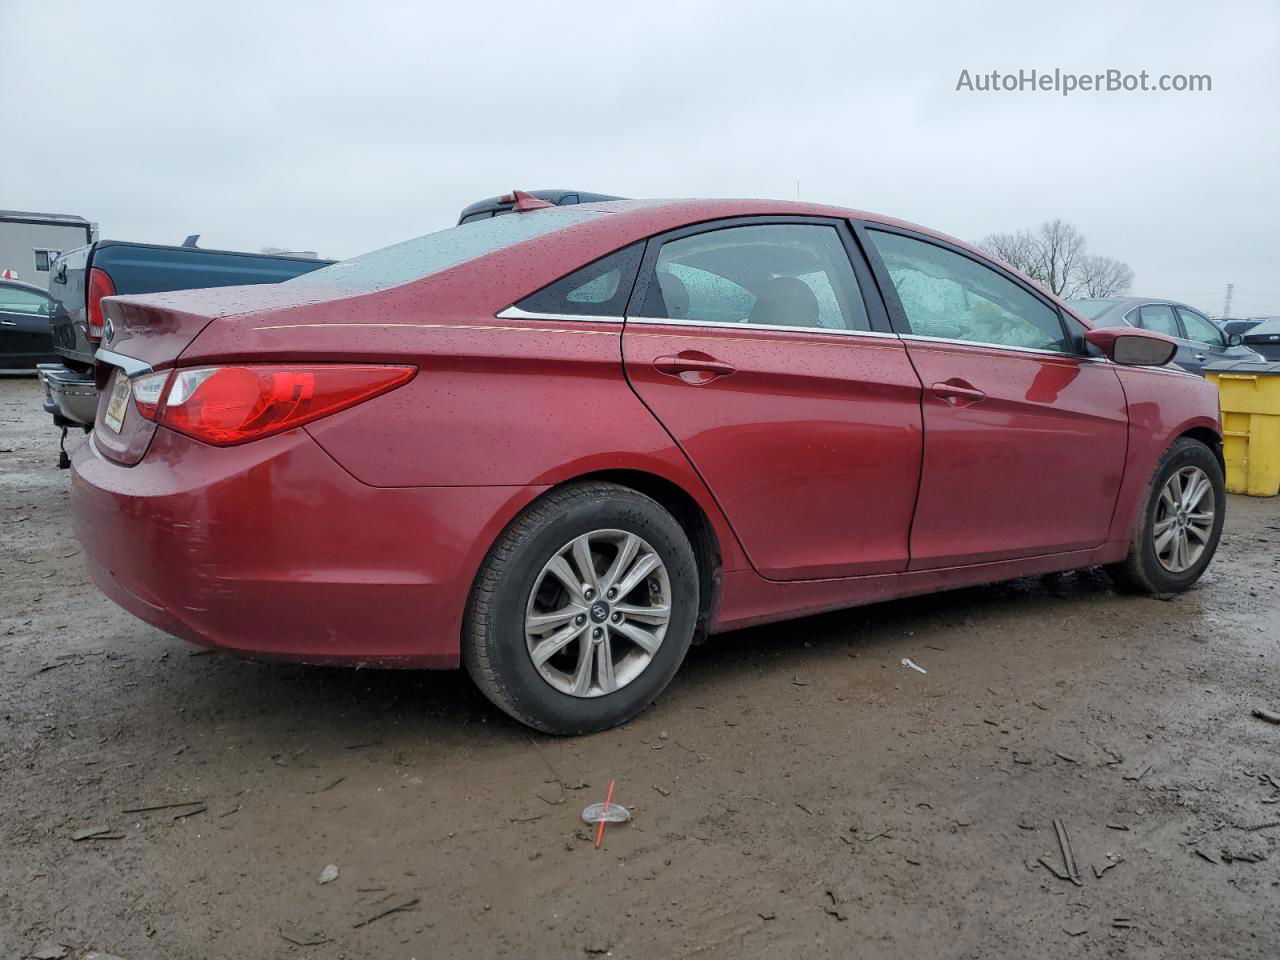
{"left": 1068, "top": 296, "right": 1263, "bottom": 376}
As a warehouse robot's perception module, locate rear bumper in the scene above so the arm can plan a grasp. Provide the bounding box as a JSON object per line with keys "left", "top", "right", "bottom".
{"left": 70, "top": 426, "right": 544, "bottom": 667}
{"left": 37, "top": 363, "right": 98, "bottom": 426}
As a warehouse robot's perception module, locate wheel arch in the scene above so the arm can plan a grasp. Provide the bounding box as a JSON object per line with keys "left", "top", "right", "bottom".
{"left": 563, "top": 469, "right": 723, "bottom": 638}
{"left": 1177, "top": 425, "right": 1225, "bottom": 470}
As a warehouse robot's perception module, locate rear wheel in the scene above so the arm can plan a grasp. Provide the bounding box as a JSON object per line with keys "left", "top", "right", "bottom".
{"left": 463, "top": 482, "right": 699, "bottom": 735}
{"left": 1107, "top": 437, "right": 1225, "bottom": 594}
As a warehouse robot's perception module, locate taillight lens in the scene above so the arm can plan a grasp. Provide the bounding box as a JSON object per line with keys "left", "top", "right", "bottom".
{"left": 145, "top": 364, "right": 414, "bottom": 445}
{"left": 130, "top": 370, "right": 172, "bottom": 421}
{"left": 86, "top": 267, "right": 116, "bottom": 342}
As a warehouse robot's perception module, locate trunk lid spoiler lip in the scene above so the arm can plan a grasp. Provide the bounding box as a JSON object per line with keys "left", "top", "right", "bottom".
{"left": 95, "top": 348, "right": 153, "bottom": 378}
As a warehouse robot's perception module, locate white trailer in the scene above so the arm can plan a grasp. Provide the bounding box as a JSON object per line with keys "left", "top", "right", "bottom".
{"left": 0, "top": 210, "right": 98, "bottom": 289}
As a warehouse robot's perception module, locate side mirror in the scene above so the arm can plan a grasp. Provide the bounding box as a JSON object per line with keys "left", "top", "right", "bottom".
{"left": 1228, "top": 333, "right": 1244, "bottom": 347}
{"left": 1084, "top": 327, "right": 1178, "bottom": 366}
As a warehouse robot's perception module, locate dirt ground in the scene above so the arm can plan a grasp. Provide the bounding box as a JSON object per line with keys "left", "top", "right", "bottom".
{"left": 2, "top": 373, "right": 1279, "bottom": 960}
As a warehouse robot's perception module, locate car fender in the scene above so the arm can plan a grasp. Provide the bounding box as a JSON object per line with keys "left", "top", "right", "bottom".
{"left": 1106, "top": 365, "right": 1221, "bottom": 545}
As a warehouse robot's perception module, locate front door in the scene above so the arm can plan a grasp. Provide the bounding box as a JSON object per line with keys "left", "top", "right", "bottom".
{"left": 1177, "top": 306, "right": 1234, "bottom": 372}
{"left": 862, "top": 226, "right": 1129, "bottom": 570}
{"left": 622, "top": 218, "right": 924, "bottom": 581}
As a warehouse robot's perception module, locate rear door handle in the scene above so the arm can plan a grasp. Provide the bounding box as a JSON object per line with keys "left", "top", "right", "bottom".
{"left": 1194, "top": 353, "right": 1207, "bottom": 362}
{"left": 930, "top": 381, "right": 986, "bottom": 405}
{"left": 654, "top": 353, "right": 736, "bottom": 382}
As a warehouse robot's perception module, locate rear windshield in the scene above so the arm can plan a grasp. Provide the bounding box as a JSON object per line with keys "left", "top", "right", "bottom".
{"left": 291, "top": 208, "right": 602, "bottom": 291}
{"left": 1067, "top": 298, "right": 1117, "bottom": 319}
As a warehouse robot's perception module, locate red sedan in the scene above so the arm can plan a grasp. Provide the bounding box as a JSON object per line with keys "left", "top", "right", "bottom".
{"left": 71, "top": 197, "right": 1225, "bottom": 734}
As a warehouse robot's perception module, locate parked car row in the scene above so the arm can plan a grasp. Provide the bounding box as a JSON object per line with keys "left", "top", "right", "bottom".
{"left": 69, "top": 195, "right": 1227, "bottom": 734}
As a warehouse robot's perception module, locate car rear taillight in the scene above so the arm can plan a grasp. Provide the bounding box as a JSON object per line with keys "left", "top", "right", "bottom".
{"left": 130, "top": 370, "right": 173, "bottom": 421}
{"left": 86, "top": 267, "right": 116, "bottom": 343}
{"left": 137, "top": 364, "right": 414, "bottom": 445}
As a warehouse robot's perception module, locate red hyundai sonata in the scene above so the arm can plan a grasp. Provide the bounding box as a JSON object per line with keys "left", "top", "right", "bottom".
{"left": 71, "top": 196, "right": 1225, "bottom": 734}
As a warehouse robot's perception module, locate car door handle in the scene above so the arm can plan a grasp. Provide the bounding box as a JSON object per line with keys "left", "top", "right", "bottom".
{"left": 1194, "top": 353, "right": 1207, "bottom": 361}
{"left": 0, "top": 319, "right": 17, "bottom": 327}
{"left": 654, "top": 353, "right": 736, "bottom": 382}
{"left": 930, "top": 381, "right": 986, "bottom": 405}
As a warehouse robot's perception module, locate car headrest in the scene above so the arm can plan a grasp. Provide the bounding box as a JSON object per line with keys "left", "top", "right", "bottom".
{"left": 656, "top": 271, "right": 690, "bottom": 319}
{"left": 749, "top": 276, "right": 820, "bottom": 327}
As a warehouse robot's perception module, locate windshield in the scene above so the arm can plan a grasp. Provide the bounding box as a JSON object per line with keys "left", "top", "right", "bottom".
{"left": 291, "top": 208, "right": 602, "bottom": 291}
{"left": 1067, "top": 298, "right": 1118, "bottom": 319}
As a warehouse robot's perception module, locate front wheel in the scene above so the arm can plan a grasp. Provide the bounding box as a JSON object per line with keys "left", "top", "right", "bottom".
{"left": 1107, "top": 437, "right": 1226, "bottom": 594}
{"left": 463, "top": 482, "right": 699, "bottom": 735}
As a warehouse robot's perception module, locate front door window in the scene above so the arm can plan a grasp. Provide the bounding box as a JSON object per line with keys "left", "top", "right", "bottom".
{"left": 866, "top": 230, "right": 1070, "bottom": 352}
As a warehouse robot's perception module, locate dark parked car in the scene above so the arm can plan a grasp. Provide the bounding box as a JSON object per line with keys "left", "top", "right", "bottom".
{"left": 1219, "top": 317, "right": 1265, "bottom": 337}
{"left": 1068, "top": 296, "right": 1263, "bottom": 375}
{"left": 1242, "top": 318, "right": 1280, "bottom": 360}
{"left": 39, "top": 239, "right": 331, "bottom": 445}
{"left": 72, "top": 198, "right": 1224, "bottom": 734}
{"left": 458, "top": 189, "right": 623, "bottom": 224}
{"left": 0, "top": 278, "right": 58, "bottom": 367}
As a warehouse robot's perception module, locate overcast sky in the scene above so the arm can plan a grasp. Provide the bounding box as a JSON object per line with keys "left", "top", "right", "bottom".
{"left": 3, "top": 0, "right": 1277, "bottom": 315}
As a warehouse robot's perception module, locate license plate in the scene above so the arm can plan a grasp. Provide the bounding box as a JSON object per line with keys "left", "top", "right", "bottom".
{"left": 103, "top": 374, "right": 131, "bottom": 433}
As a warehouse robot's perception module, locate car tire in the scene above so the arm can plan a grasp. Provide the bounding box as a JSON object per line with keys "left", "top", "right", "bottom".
{"left": 463, "top": 481, "right": 699, "bottom": 735}
{"left": 1106, "top": 437, "right": 1226, "bottom": 594}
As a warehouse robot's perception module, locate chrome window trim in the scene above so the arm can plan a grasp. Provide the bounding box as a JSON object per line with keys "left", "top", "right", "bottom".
{"left": 95, "top": 348, "right": 153, "bottom": 377}
{"left": 1122, "top": 305, "right": 1152, "bottom": 326}
{"left": 898, "top": 333, "right": 1107, "bottom": 362}
{"left": 499, "top": 304, "right": 900, "bottom": 340}
{"left": 496, "top": 305, "right": 622, "bottom": 324}
{"left": 623, "top": 315, "right": 900, "bottom": 339}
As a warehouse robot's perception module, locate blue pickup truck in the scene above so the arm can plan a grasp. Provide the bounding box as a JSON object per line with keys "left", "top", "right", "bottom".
{"left": 38, "top": 240, "right": 331, "bottom": 459}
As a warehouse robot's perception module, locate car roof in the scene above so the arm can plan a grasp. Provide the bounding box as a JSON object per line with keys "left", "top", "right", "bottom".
{"left": 567, "top": 197, "right": 1005, "bottom": 261}
{"left": 1246, "top": 318, "right": 1280, "bottom": 336}
{"left": 0, "top": 277, "right": 51, "bottom": 295}
{"left": 1067, "top": 295, "right": 1210, "bottom": 323}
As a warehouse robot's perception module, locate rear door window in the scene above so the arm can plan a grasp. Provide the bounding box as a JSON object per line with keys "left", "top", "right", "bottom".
{"left": 636, "top": 223, "right": 871, "bottom": 332}
{"left": 1135, "top": 304, "right": 1181, "bottom": 337}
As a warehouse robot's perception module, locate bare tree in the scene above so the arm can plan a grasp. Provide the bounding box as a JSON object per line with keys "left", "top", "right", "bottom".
{"left": 975, "top": 219, "right": 1133, "bottom": 299}
{"left": 976, "top": 229, "right": 1038, "bottom": 277}
{"left": 1072, "top": 254, "right": 1134, "bottom": 298}
{"left": 1030, "top": 219, "right": 1086, "bottom": 297}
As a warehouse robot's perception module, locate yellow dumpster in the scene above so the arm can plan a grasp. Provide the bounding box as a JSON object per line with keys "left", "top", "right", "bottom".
{"left": 1206, "top": 360, "right": 1280, "bottom": 497}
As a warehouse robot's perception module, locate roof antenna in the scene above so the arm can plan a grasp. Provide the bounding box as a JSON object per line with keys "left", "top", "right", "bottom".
{"left": 182, "top": 234, "right": 200, "bottom": 247}
{"left": 510, "top": 191, "right": 554, "bottom": 212}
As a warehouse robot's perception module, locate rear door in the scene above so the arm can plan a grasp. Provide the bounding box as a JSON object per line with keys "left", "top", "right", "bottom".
{"left": 622, "top": 217, "right": 923, "bottom": 581}
{"left": 861, "top": 225, "right": 1128, "bottom": 569}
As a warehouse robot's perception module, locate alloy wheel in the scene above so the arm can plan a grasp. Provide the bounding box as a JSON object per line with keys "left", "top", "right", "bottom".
{"left": 1152, "top": 465, "right": 1215, "bottom": 573}
{"left": 524, "top": 529, "right": 672, "bottom": 697}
